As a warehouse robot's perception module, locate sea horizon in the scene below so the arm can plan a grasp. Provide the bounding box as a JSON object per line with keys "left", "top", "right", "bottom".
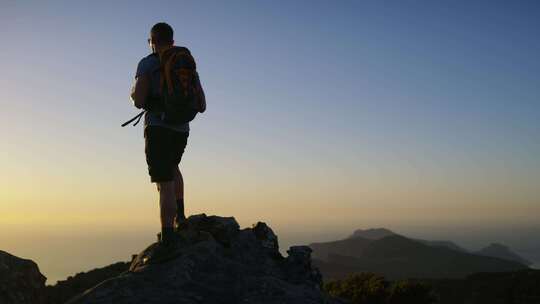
{"left": 3, "top": 223, "right": 538, "bottom": 285}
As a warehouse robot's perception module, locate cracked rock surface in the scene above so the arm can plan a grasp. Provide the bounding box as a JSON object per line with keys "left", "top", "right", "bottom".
{"left": 67, "top": 214, "right": 340, "bottom": 304}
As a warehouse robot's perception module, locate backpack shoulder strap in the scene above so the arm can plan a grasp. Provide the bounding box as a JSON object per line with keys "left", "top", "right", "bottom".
{"left": 194, "top": 71, "right": 206, "bottom": 113}
{"left": 160, "top": 47, "right": 197, "bottom": 95}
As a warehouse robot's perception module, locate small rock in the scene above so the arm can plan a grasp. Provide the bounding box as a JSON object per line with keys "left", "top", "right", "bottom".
{"left": 252, "top": 222, "right": 279, "bottom": 251}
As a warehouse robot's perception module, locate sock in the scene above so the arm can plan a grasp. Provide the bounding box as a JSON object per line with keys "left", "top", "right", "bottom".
{"left": 176, "top": 198, "right": 186, "bottom": 221}
{"left": 161, "top": 227, "right": 175, "bottom": 245}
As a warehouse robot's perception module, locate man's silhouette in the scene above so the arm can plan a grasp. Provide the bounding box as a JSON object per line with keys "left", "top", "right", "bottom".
{"left": 130, "top": 22, "right": 195, "bottom": 255}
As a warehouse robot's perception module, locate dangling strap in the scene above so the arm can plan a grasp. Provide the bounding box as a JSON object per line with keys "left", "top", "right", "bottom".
{"left": 121, "top": 110, "right": 145, "bottom": 127}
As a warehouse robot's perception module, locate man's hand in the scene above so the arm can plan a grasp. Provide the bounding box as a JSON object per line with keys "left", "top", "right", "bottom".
{"left": 130, "top": 73, "right": 151, "bottom": 109}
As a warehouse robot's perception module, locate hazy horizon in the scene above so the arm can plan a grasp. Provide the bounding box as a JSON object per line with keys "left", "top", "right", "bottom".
{"left": 1, "top": 0, "right": 539, "bottom": 285}
{"left": 2, "top": 221, "right": 540, "bottom": 284}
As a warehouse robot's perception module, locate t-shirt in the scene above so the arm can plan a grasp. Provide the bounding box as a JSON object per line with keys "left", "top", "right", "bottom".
{"left": 135, "top": 53, "right": 190, "bottom": 133}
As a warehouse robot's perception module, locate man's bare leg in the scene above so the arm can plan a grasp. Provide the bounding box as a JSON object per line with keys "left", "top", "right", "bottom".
{"left": 174, "top": 167, "right": 186, "bottom": 226}
{"left": 174, "top": 167, "right": 184, "bottom": 201}
{"left": 157, "top": 181, "right": 176, "bottom": 244}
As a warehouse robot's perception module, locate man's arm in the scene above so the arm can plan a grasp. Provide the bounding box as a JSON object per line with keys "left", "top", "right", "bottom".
{"left": 130, "top": 73, "right": 151, "bottom": 109}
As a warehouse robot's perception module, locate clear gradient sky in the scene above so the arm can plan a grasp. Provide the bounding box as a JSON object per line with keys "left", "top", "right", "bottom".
{"left": 1, "top": 1, "right": 539, "bottom": 283}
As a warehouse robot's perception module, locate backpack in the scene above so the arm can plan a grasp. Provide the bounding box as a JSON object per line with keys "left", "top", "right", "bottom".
{"left": 121, "top": 47, "right": 206, "bottom": 127}
{"left": 158, "top": 46, "right": 206, "bottom": 124}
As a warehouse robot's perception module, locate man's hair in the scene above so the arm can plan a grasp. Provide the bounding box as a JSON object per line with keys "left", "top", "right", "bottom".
{"left": 150, "top": 22, "right": 174, "bottom": 46}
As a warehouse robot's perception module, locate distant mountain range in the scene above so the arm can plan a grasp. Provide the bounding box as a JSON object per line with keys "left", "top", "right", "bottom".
{"left": 346, "top": 228, "right": 531, "bottom": 264}
{"left": 348, "top": 228, "right": 395, "bottom": 240}
{"left": 475, "top": 243, "right": 532, "bottom": 266}
{"left": 310, "top": 228, "right": 530, "bottom": 280}
{"left": 348, "top": 228, "right": 470, "bottom": 253}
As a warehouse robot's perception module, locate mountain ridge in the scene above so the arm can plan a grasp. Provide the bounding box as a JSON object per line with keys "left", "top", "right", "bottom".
{"left": 320, "top": 227, "right": 530, "bottom": 265}
{"left": 475, "top": 243, "right": 533, "bottom": 266}
{"left": 310, "top": 231, "right": 529, "bottom": 280}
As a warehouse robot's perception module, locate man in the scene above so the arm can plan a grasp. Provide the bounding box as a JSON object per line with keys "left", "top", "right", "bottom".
{"left": 130, "top": 22, "right": 194, "bottom": 251}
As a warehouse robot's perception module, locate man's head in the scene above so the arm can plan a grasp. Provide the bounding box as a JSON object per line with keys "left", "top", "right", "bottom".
{"left": 149, "top": 22, "right": 174, "bottom": 54}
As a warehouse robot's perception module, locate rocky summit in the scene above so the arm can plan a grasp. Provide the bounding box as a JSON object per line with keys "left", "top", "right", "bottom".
{"left": 67, "top": 214, "right": 339, "bottom": 304}
{"left": 0, "top": 250, "right": 47, "bottom": 304}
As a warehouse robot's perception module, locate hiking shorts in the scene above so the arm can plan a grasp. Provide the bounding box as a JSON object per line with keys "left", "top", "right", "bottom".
{"left": 144, "top": 125, "right": 189, "bottom": 183}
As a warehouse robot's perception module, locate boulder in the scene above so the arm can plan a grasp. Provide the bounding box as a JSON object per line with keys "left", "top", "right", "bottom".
{"left": 0, "top": 250, "right": 47, "bottom": 304}
{"left": 67, "top": 214, "right": 339, "bottom": 304}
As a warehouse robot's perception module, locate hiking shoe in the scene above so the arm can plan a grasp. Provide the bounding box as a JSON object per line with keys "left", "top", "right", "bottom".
{"left": 140, "top": 231, "right": 185, "bottom": 265}
{"left": 143, "top": 241, "right": 181, "bottom": 265}
{"left": 174, "top": 216, "right": 188, "bottom": 232}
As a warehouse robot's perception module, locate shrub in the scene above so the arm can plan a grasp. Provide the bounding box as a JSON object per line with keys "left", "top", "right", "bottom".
{"left": 324, "top": 273, "right": 436, "bottom": 304}
{"left": 324, "top": 273, "right": 388, "bottom": 304}
{"left": 387, "top": 280, "right": 437, "bottom": 304}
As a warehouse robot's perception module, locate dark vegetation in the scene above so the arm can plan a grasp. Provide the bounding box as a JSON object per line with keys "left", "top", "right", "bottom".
{"left": 425, "top": 269, "right": 540, "bottom": 304}
{"left": 324, "top": 270, "right": 540, "bottom": 304}
{"left": 324, "top": 273, "right": 436, "bottom": 304}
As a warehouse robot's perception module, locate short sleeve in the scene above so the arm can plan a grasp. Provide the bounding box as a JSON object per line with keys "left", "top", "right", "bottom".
{"left": 135, "top": 57, "right": 149, "bottom": 79}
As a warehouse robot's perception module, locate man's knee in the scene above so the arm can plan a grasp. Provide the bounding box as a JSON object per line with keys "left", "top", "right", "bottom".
{"left": 157, "top": 180, "right": 175, "bottom": 193}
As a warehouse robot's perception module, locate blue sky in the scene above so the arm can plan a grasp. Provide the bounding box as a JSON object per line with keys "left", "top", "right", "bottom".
{"left": 1, "top": 0, "right": 539, "bottom": 283}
